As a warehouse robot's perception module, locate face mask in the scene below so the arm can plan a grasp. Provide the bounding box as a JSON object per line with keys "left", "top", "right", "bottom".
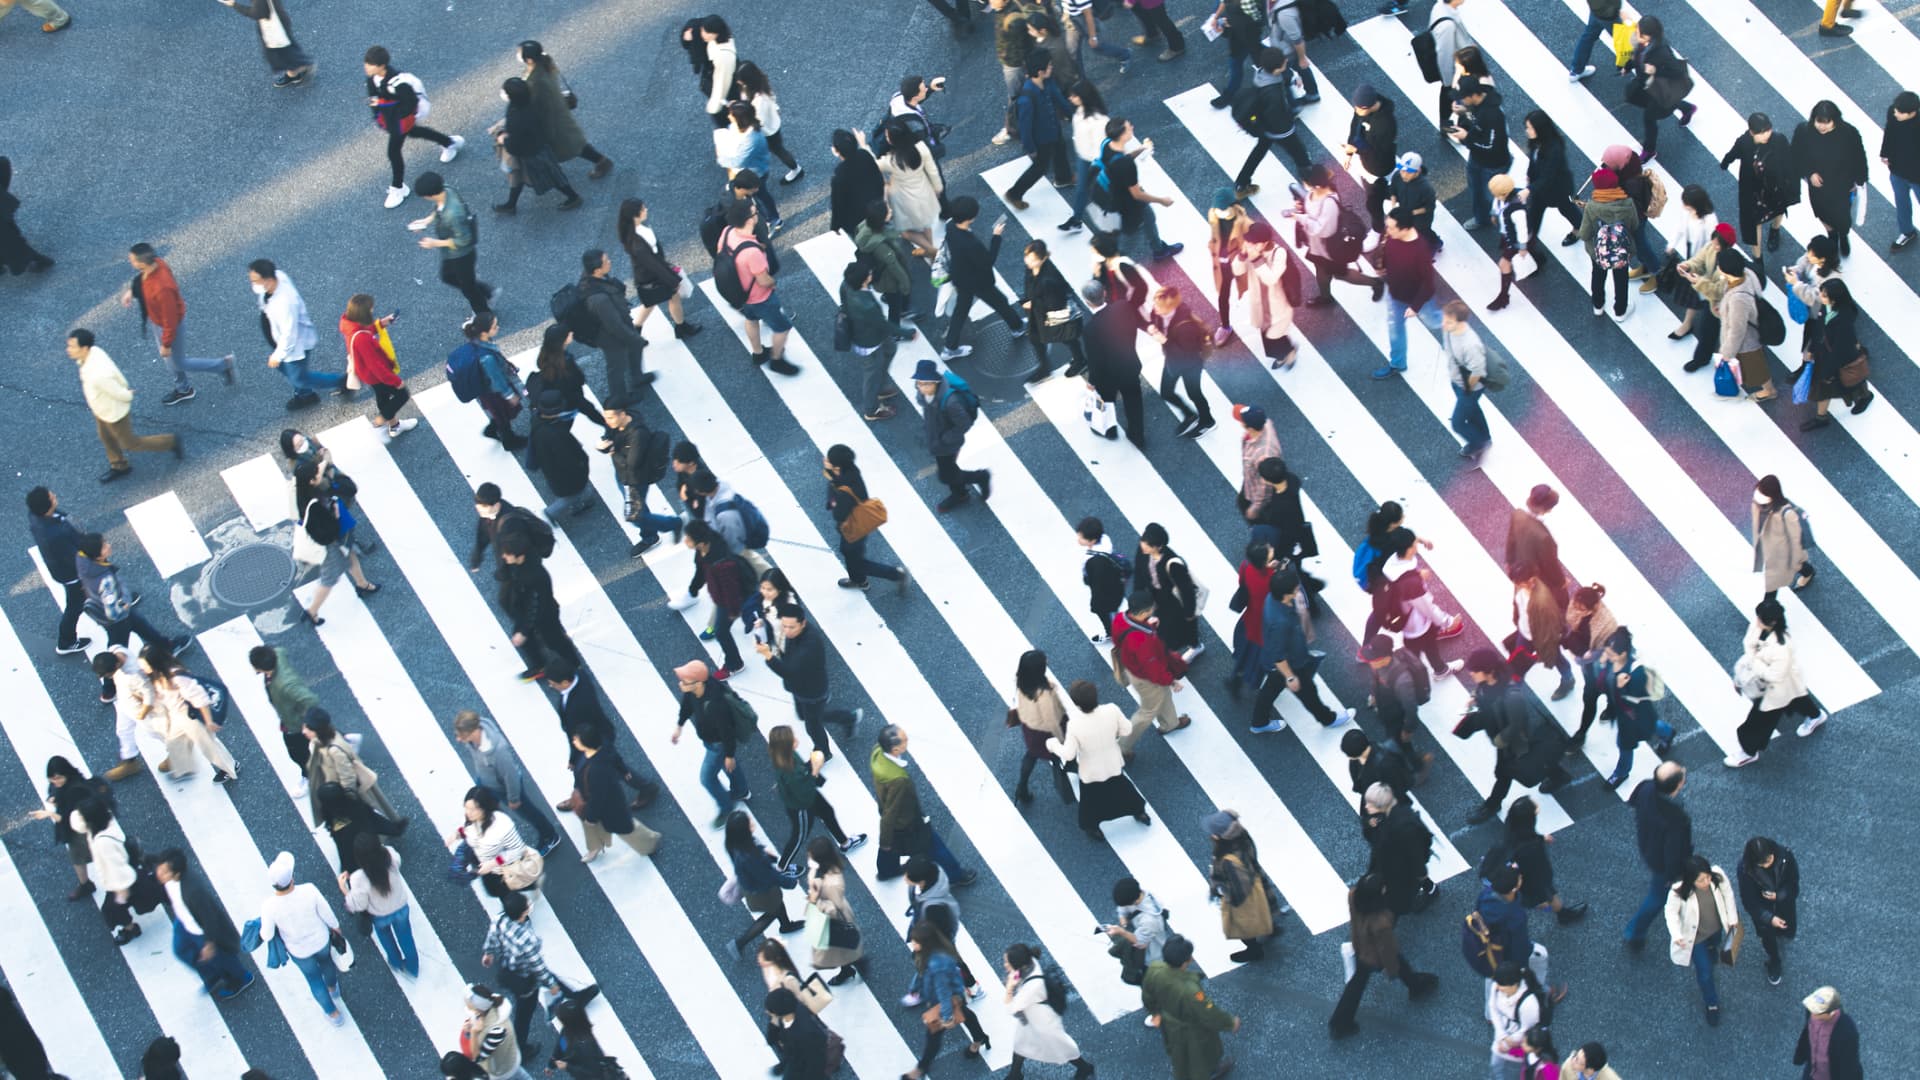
{"left": 251, "top": 282, "right": 268, "bottom": 297}
{"left": 500, "top": 90, "right": 511, "bottom": 103}
{"left": 1753, "top": 491, "right": 1771, "bottom": 506}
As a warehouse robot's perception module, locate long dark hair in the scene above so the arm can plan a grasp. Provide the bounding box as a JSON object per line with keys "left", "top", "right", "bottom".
{"left": 909, "top": 919, "right": 959, "bottom": 971}
{"left": 1068, "top": 80, "right": 1108, "bottom": 118}
{"left": 723, "top": 809, "right": 758, "bottom": 854}
{"left": 1820, "top": 278, "right": 1857, "bottom": 317}
{"left": 1755, "top": 597, "right": 1788, "bottom": 643}
{"left": 45, "top": 755, "right": 85, "bottom": 787}
{"left": 1524, "top": 110, "right": 1562, "bottom": 152}
{"left": 735, "top": 60, "right": 774, "bottom": 99}
{"left": 1755, "top": 474, "right": 1788, "bottom": 506}
{"left": 465, "top": 785, "right": 500, "bottom": 832}
{"left": 537, "top": 324, "right": 573, "bottom": 382}
{"left": 826, "top": 444, "right": 867, "bottom": 501}
{"left": 1015, "top": 649, "right": 1050, "bottom": 701}
{"left": 1365, "top": 501, "right": 1405, "bottom": 545}
{"left": 1504, "top": 796, "right": 1540, "bottom": 845}
{"left": 518, "top": 40, "right": 556, "bottom": 73}
{"left": 1674, "top": 854, "right": 1722, "bottom": 899}
{"left": 884, "top": 120, "right": 924, "bottom": 171}
{"left": 354, "top": 833, "right": 394, "bottom": 896}
{"left": 616, "top": 197, "right": 649, "bottom": 256}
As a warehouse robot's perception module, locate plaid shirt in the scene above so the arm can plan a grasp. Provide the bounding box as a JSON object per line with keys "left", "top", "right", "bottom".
{"left": 483, "top": 912, "right": 557, "bottom": 989}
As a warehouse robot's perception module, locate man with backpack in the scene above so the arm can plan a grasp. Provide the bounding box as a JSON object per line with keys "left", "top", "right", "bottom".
{"left": 1421, "top": 0, "right": 1475, "bottom": 129}
{"left": 1362, "top": 633, "right": 1434, "bottom": 780}
{"left": 670, "top": 657, "right": 751, "bottom": 826}
{"left": 499, "top": 531, "right": 575, "bottom": 682}
{"left": 1230, "top": 48, "right": 1311, "bottom": 195}
{"left": 408, "top": 172, "right": 493, "bottom": 317}
{"left": 1459, "top": 647, "right": 1568, "bottom": 824}
{"left": 1469, "top": 865, "right": 1565, "bottom": 1004}
{"left": 1361, "top": 781, "right": 1437, "bottom": 914}
{"left": 597, "top": 394, "right": 680, "bottom": 557}
{"left": 684, "top": 469, "right": 772, "bottom": 577}
{"left": 715, "top": 201, "right": 799, "bottom": 375}
{"left": 363, "top": 46, "right": 462, "bottom": 209}
{"left": 1444, "top": 80, "right": 1511, "bottom": 231}
{"left": 1095, "top": 118, "right": 1185, "bottom": 262}
{"left": 447, "top": 312, "right": 526, "bottom": 450}
{"left": 1003, "top": 51, "right": 1076, "bottom": 209}
{"left": 912, "top": 359, "right": 991, "bottom": 513}
{"left": 1206, "top": 0, "right": 1268, "bottom": 109}
{"left": 1075, "top": 516, "right": 1130, "bottom": 645}
{"left": 575, "top": 249, "right": 652, "bottom": 403}
{"left": 468, "top": 482, "right": 556, "bottom": 574}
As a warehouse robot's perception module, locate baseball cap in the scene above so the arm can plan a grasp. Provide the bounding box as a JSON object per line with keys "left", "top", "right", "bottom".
{"left": 1395, "top": 152, "right": 1423, "bottom": 174}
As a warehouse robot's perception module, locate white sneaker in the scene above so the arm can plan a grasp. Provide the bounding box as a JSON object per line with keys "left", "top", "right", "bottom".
{"left": 384, "top": 184, "right": 410, "bottom": 209}
{"left": 1327, "top": 709, "right": 1354, "bottom": 729}
{"left": 1795, "top": 711, "right": 1828, "bottom": 737}
{"left": 939, "top": 346, "right": 973, "bottom": 361}
{"left": 293, "top": 776, "right": 308, "bottom": 798}
{"left": 1569, "top": 65, "right": 1596, "bottom": 82}
{"left": 1610, "top": 303, "right": 1630, "bottom": 323}
{"left": 1723, "top": 753, "right": 1759, "bottom": 769}
{"left": 991, "top": 131, "right": 1012, "bottom": 146}
{"left": 1180, "top": 643, "right": 1205, "bottom": 663}
{"left": 386, "top": 419, "right": 419, "bottom": 437}
{"left": 668, "top": 592, "right": 699, "bottom": 611}
{"left": 440, "top": 135, "right": 465, "bottom": 163}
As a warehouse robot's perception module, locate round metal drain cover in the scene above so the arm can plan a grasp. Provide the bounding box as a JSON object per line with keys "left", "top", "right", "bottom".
{"left": 963, "top": 321, "right": 1039, "bottom": 380}
{"left": 208, "top": 542, "right": 297, "bottom": 608}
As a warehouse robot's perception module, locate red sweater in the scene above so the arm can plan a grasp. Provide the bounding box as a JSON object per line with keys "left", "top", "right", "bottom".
{"left": 339, "top": 315, "right": 403, "bottom": 388}
{"left": 1110, "top": 613, "right": 1187, "bottom": 686}
{"left": 1237, "top": 561, "right": 1275, "bottom": 644}
{"left": 138, "top": 260, "right": 187, "bottom": 348}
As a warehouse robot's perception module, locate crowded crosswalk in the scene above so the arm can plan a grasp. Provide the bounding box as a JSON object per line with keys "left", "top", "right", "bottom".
{"left": 4, "top": 0, "right": 1915, "bottom": 1075}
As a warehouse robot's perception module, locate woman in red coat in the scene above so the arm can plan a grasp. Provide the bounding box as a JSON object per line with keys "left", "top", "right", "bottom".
{"left": 340, "top": 294, "right": 418, "bottom": 438}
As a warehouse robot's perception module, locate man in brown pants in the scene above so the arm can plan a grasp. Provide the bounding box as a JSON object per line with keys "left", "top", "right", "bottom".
{"left": 70, "top": 329, "right": 182, "bottom": 483}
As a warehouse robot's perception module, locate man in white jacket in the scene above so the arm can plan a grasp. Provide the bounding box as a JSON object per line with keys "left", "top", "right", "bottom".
{"left": 70, "top": 329, "right": 181, "bottom": 483}
{"left": 247, "top": 258, "right": 345, "bottom": 410}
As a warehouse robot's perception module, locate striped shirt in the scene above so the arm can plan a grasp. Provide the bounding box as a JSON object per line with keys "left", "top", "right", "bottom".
{"left": 483, "top": 912, "right": 557, "bottom": 989}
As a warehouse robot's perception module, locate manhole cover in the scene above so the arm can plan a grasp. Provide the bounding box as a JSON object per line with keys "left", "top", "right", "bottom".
{"left": 208, "top": 542, "right": 296, "bottom": 608}
{"left": 961, "top": 319, "right": 1041, "bottom": 380}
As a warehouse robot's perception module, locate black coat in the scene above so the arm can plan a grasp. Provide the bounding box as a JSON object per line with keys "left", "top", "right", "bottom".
{"left": 943, "top": 226, "right": 1003, "bottom": 294}
{"left": 771, "top": 1007, "right": 832, "bottom": 1080}
{"left": 1629, "top": 780, "right": 1693, "bottom": 880}
{"left": 1792, "top": 120, "right": 1869, "bottom": 228}
{"left": 530, "top": 416, "right": 590, "bottom": 497}
{"left": 1349, "top": 745, "right": 1412, "bottom": 800}
{"left": 171, "top": 871, "right": 244, "bottom": 954}
{"left": 1809, "top": 307, "right": 1859, "bottom": 402}
{"left": 500, "top": 559, "right": 562, "bottom": 637}
{"left": 1719, "top": 131, "right": 1800, "bottom": 237}
{"left": 579, "top": 275, "right": 648, "bottom": 384}
{"left": 1794, "top": 1011, "right": 1861, "bottom": 1080}
{"left": 830, "top": 151, "right": 886, "bottom": 237}
{"left": 1736, "top": 844, "right": 1800, "bottom": 938}
{"left": 1348, "top": 102, "right": 1398, "bottom": 179}
{"left": 1086, "top": 302, "right": 1143, "bottom": 395}
{"left": 554, "top": 672, "right": 614, "bottom": 744}
{"left": 765, "top": 625, "right": 830, "bottom": 701}
{"left": 1526, "top": 136, "right": 1575, "bottom": 205}
{"left": 573, "top": 749, "right": 637, "bottom": 834}
{"left": 1364, "top": 802, "right": 1432, "bottom": 915}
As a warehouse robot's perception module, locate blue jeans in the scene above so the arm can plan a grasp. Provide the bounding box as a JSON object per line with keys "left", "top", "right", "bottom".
{"left": 1467, "top": 161, "right": 1500, "bottom": 227}
{"left": 372, "top": 905, "right": 420, "bottom": 977}
{"left": 1223, "top": 45, "right": 1254, "bottom": 100}
{"left": 171, "top": 922, "right": 250, "bottom": 991}
{"left": 1069, "top": 155, "right": 1098, "bottom": 225}
{"left": 700, "top": 740, "right": 746, "bottom": 815}
{"left": 276, "top": 355, "right": 346, "bottom": 395}
{"left": 875, "top": 826, "right": 967, "bottom": 883}
{"left": 1623, "top": 869, "right": 1668, "bottom": 943}
{"left": 1567, "top": 13, "right": 1608, "bottom": 73}
{"left": 1633, "top": 218, "right": 1661, "bottom": 272}
{"left": 1691, "top": 930, "right": 1722, "bottom": 1007}
{"left": 1894, "top": 174, "right": 1919, "bottom": 236}
{"left": 159, "top": 319, "right": 231, "bottom": 391}
{"left": 1451, "top": 383, "right": 1491, "bottom": 453}
{"left": 1063, "top": 13, "right": 1132, "bottom": 69}
{"left": 289, "top": 947, "right": 340, "bottom": 1014}
{"left": 1386, "top": 296, "right": 1442, "bottom": 370}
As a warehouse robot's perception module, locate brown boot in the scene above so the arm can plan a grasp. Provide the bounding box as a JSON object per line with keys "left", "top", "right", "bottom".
{"left": 156, "top": 757, "right": 172, "bottom": 773}
{"left": 589, "top": 157, "right": 614, "bottom": 180}
{"left": 105, "top": 758, "right": 144, "bottom": 781}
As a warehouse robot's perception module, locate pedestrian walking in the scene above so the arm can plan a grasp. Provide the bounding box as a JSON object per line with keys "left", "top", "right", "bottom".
{"left": 525, "top": 392, "right": 592, "bottom": 520}
{"left": 490, "top": 77, "right": 583, "bottom": 213}
{"left": 1507, "top": 484, "right": 1566, "bottom": 606}
{"left": 339, "top": 294, "right": 418, "bottom": 438}
{"left": 1369, "top": 530, "right": 1464, "bottom": 677}
{"left": 1664, "top": 856, "right": 1737, "bottom": 1024}
{"left": 500, "top": 527, "right": 578, "bottom": 677}
{"left": 1795, "top": 101, "right": 1870, "bottom": 260}
{"left": 682, "top": 15, "right": 736, "bottom": 129}
{"left": 338, "top": 836, "right": 418, "bottom": 978}
{"left": 73, "top": 797, "right": 158, "bottom": 947}
{"left": 1020, "top": 239, "right": 1087, "bottom": 381}
{"left": 987, "top": 0, "right": 1037, "bottom": 144}
{"left": 1426, "top": 0, "right": 1474, "bottom": 126}
{"left": 1142, "top": 935, "right": 1237, "bottom": 1080}
{"left": 131, "top": 640, "right": 239, "bottom": 786}
{"left": 902, "top": 856, "right": 984, "bottom": 1004}
{"left": 364, "top": 46, "right": 461, "bottom": 208}
{"left": 870, "top": 725, "right": 977, "bottom": 884}
{"left": 819, "top": 447, "right": 903, "bottom": 592}
{"left": 1206, "top": 808, "right": 1283, "bottom": 961}
{"left": 27, "top": 487, "right": 94, "bottom": 657}
{"left": 255, "top": 851, "right": 348, "bottom": 1025}
{"left": 616, "top": 199, "right": 701, "bottom": 338}
{"left": 1206, "top": 0, "right": 1268, "bottom": 108}
{"left": 1793, "top": 987, "right": 1862, "bottom": 1079}
{"left": 1146, "top": 286, "right": 1216, "bottom": 436}
{"left": 853, "top": 201, "right": 926, "bottom": 328}
{"left": 829, "top": 129, "right": 885, "bottom": 240}
{"left": 762, "top": 986, "right": 833, "bottom": 1080}
{"left": 152, "top": 848, "right": 256, "bottom": 998}
{"left": 217, "top": 0, "right": 312, "bottom": 87}
{"left": 29, "top": 758, "right": 111, "bottom": 899}
{"left": 0, "top": 155, "right": 54, "bottom": 275}
{"left": 523, "top": 328, "right": 607, "bottom": 472}
{"left": 1883, "top": 91, "right": 1920, "bottom": 251}
{"left": 717, "top": 201, "right": 800, "bottom": 374}
{"left": 1137, "top": 523, "right": 1202, "bottom": 659}
{"left": 452, "top": 710, "right": 561, "bottom": 856}
{"left": 1446, "top": 80, "right": 1512, "bottom": 229}
{"left": 1092, "top": 118, "right": 1184, "bottom": 262}
{"left": 549, "top": 998, "right": 616, "bottom": 1078}
{"left": 1593, "top": 627, "right": 1675, "bottom": 786}
{"left": 249, "top": 259, "right": 344, "bottom": 409}
{"left": 408, "top": 173, "right": 494, "bottom": 317}
{"left": 804, "top": 836, "right": 870, "bottom": 986}
{"left": 460, "top": 983, "right": 534, "bottom": 1080}
{"left": 1051, "top": 680, "right": 1148, "bottom": 839}
{"left": 768, "top": 724, "right": 864, "bottom": 869}
{"left": 1005, "top": 52, "right": 1077, "bottom": 209}
{"left": 446, "top": 313, "right": 526, "bottom": 450}
{"left": 1328, "top": 872, "right": 1439, "bottom": 1039}
{"left": 1719, "top": 113, "right": 1797, "bottom": 266}
{"left": 76, "top": 536, "right": 194, "bottom": 701}
{"left": 293, "top": 458, "right": 378, "bottom": 626}
{"left": 1291, "top": 164, "right": 1385, "bottom": 307}
{"left": 912, "top": 359, "right": 992, "bottom": 513}
{"left": 716, "top": 104, "right": 782, "bottom": 229}
{"left": 1520, "top": 113, "right": 1582, "bottom": 251}
{"left": 1363, "top": 636, "right": 1439, "bottom": 779}
{"left": 1736, "top": 836, "right": 1798, "bottom": 986}
{"left": 1579, "top": 168, "right": 1639, "bottom": 322}
{"left": 1565, "top": 0, "right": 1617, "bottom": 80}
{"left": 119, "top": 243, "right": 235, "bottom": 405}
{"left": 839, "top": 259, "right": 909, "bottom": 423}
{"left": 1080, "top": 277, "right": 1148, "bottom": 449}
{"left": 1485, "top": 175, "right": 1545, "bottom": 309}
{"left": 1751, "top": 474, "right": 1813, "bottom": 599}
{"left": 468, "top": 483, "right": 556, "bottom": 575}
{"left": 933, "top": 200, "right": 1024, "bottom": 364}
{"left": 517, "top": 41, "right": 613, "bottom": 180}
{"left": 1231, "top": 222, "right": 1302, "bottom": 370}
{"left": 1563, "top": 583, "right": 1619, "bottom": 748}
{"left": 1361, "top": 781, "right": 1436, "bottom": 916}
{"left": 679, "top": 523, "right": 749, "bottom": 678}
{"left": 595, "top": 395, "right": 679, "bottom": 558}
{"left": 670, "top": 658, "right": 750, "bottom": 825}
{"left": 483, "top": 891, "right": 593, "bottom": 1053}
{"left": 1623, "top": 761, "right": 1691, "bottom": 948}
{"left": 1800, "top": 278, "right": 1873, "bottom": 428}
{"left": 70, "top": 330, "right": 183, "bottom": 482}
{"left": 1510, "top": 567, "right": 1574, "bottom": 697}
{"left": 733, "top": 62, "right": 800, "bottom": 184}
{"left": 1002, "top": 943, "right": 1094, "bottom": 1079}
{"left": 1110, "top": 590, "right": 1195, "bottom": 750}
{"left": 303, "top": 709, "right": 404, "bottom": 829}
{"left": 1461, "top": 649, "right": 1570, "bottom": 824}
{"left": 877, "top": 122, "right": 946, "bottom": 254}
{"left": 723, "top": 810, "right": 804, "bottom": 957}
{"left": 1491, "top": 795, "right": 1587, "bottom": 923}
{"left": 1103, "top": 876, "right": 1170, "bottom": 986}
{"left": 1727, "top": 599, "right": 1826, "bottom": 768}
{"left": 568, "top": 725, "right": 662, "bottom": 861}
{"left": 1228, "top": 540, "right": 1279, "bottom": 696}
{"left": 1626, "top": 18, "right": 1696, "bottom": 165}
{"left": 1008, "top": 650, "right": 1073, "bottom": 805}
{"left": 901, "top": 921, "right": 987, "bottom": 1076}
{"left": 1485, "top": 962, "right": 1546, "bottom": 1080}
{"left": 1253, "top": 570, "right": 1350, "bottom": 731}
{"left": 1676, "top": 223, "right": 1738, "bottom": 369}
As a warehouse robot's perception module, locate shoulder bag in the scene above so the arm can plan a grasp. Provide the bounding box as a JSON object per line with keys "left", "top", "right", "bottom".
{"left": 292, "top": 500, "right": 328, "bottom": 565}
{"left": 500, "top": 848, "right": 545, "bottom": 891}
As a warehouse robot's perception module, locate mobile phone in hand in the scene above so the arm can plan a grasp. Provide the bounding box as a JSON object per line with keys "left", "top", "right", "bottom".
{"left": 994, "top": 214, "right": 1009, "bottom": 230}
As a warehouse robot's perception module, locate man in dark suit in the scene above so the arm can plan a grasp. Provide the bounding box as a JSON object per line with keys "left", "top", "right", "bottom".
{"left": 546, "top": 657, "right": 657, "bottom": 809}
{"left": 154, "top": 850, "right": 255, "bottom": 999}
{"left": 1081, "top": 278, "right": 1147, "bottom": 450}
{"left": 1506, "top": 483, "right": 1568, "bottom": 609}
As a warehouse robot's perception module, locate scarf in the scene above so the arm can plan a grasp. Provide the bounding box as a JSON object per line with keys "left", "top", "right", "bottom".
{"left": 1592, "top": 186, "right": 1627, "bottom": 203}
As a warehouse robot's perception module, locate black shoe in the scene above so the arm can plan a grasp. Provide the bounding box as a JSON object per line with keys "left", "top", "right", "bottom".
{"left": 98, "top": 467, "right": 132, "bottom": 484}
{"left": 1464, "top": 801, "right": 1499, "bottom": 825}
{"left": 1851, "top": 390, "right": 1875, "bottom": 414}
{"left": 172, "top": 435, "right": 185, "bottom": 460}
{"left": 286, "top": 391, "right": 320, "bottom": 411}
{"left": 936, "top": 491, "right": 972, "bottom": 513}
{"left": 767, "top": 357, "right": 801, "bottom": 376}
{"left": 1706, "top": 1004, "right": 1722, "bottom": 1025}
{"left": 1894, "top": 231, "right": 1917, "bottom": 252}
{"left": 673, "top": 320, "right": 704, "bottom": 339}
{"left": 1304, "top": 295, "right": 1335, "bottom": 308}
{"left": 1557, "top": 901, "right": 1590, "bottom": 925}
{"left": 1210, "top": 95, "right": 1231, "bottom": 109}
{"left": 1683, "top": 356, "right": 1711, "bottom": 373}
{"left": 1799, "top": 414, "right": 1833, "bottom": 431}
{"left": 952, "top": 869, "right": 980, "bottom": 887}
{"left": 558, "top": 195, "right": 584, "bottom": 211}
{"left": 1765, "top": 959, "right": 1782, "bottom": 986}
{"left": 1058, "top": 217, "right": 1084, "bottom": 233}
{"left": 975, "top": 474, "right": 992, "bottom": 501}
{"left": 1487, "top": 294, "right": 1510, "bottom": 311}
{"left": 161, "top": 387, "right": 195, "bottom": 406}
{"left": 1768, "top": 226, "right": 1783, "bottom": 252}
{"left": 1328, "top": 1018, "right": 1360, "bottom": 1040}
{"left": 1227, "top": 941, "right": 1264, "bottom": 962}
{"left": 492, "top": 202, "right": 518, "bottom": 215}
{"left": 826, "top": 967, "right": 859, "bottom": 986}
{"left": 1818, "top": 22, "right": 1853, "bottom": 35}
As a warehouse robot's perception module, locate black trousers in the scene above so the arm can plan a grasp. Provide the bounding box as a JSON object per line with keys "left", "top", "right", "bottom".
{"left": 1329, "top": 956, "right": 1415, "bottom": 1028}
{"left": 1101, "top": 380, "right": 1147, "bottom": 449}
{"left": 1525, "top": 192, "right": 1583, "bottom": 243}
{"left": 777, "top": 799, "right": 850, "bottom": 869}
{"left": 439, "top": 253, "right": 494, "bottom": 316}
{"left": 1132, "top": 5, "right": 1185, "bottom": 50}
{"left": 1590, "top": 262, "right": 1628, "bottom": 315}
{"left": 1008, "top": 140, "right": 1075, "bottom": 200}
{"left": 516, "top": 614, "right": 580, "bottom": 676}
{"left": 57, "top": 579, "right": 85, "bottom": 651}
{"left": 915, "top": 1004, "right": 988, "bottom": 1070}
{"left": 1031, "top": 332, "right": 1089, "bottom": 376}
{"left": 793, "top": 694, "right": 855, "bottom": 759}
{"left": 385, "top": 121, "right": 453, "bottom": 188}
{"left": 1484, "top": 751, "right": 1571, "bottom": 807}
{"left": 936, "top": 455, "right": 988, "bottom": 499}
{"left": 282, "top": 730, "right": 312, "bottom": 771}
{"left": 1160, "top": 362, "right": 1211, "bottom": 426}
{"left": 945, "top": 285, "right": 1022, "bottom": 350}
{"left": 1235, "top": 131, "right": 1312, "bottom": 187}
{"left": 1254, "top": 667, "right": 1335, "bottom": 725}
{"left": 1737, "top": 694, "right": 1819, "bottom": 755}
{"left": 926, "top": 0, "right": 973, "bottom": 23}
{"left": 1016, "top": 753, "right": 1076, "bottom": 802}
{"left": 1310, "top": 253, "right": 1374, "bottom": 295}
{"left": 100, "top": 611, "right": 169, "bottom": 700}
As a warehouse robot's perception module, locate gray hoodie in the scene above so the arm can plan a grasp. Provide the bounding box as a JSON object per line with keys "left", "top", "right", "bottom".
{"left": 455, "top": 716, "right": 529, "bottom": 806}
{"left": 75, "top": 555, "right": 133, "bottom": 623}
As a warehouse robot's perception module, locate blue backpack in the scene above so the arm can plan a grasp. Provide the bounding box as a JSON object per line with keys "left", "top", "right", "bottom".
{"left": 445, "top": 342, "right": 495, "bottom": 403}
{"left": 939, "top": 372, "right": 980, "bottom": 424}
{"left": 717, "top": 494, "right": 771, "bottom": 550}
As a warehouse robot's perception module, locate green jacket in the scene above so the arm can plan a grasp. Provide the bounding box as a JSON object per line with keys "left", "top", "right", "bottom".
{"left": 773, "top": 757, "right": 821, "bottom": 812}
{"left": 854, "top": 221, "right": 914, "bottom": 298}
{"left": 839, "top": 283, "right": 903, "bottom": 349}
{"left": 994, "top": 3, "right": 1039, "bottom": 67}
{"left": 869, "top": 746, "right": 930, "bottom": 852}
{"left": 262, "top": 648, "right": 320, "bottom": 734}
{"left": 1577, "top": 191, "right": 1640, "bottom": 265}
{"left": 1141, "top": 962, "right": 1236, "bottom": 1080}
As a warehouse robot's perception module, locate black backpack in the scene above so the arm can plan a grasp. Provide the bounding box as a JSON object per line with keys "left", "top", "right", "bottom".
{"left": 1327, "top": 196, "right": 1370, "bottom": 262}
{"left": 635, "top": 427, "right": 672, "bottom": 486}
{"left": 1411, "top": 16, "right": 1454, "bottom": 83}
{"left": 713, "top": 236, "right": 762, "bottom": 311}
{"left": 1461, "top": 909, "right": 1505, "bottom": 978}
{"left": 1395, "top": 650, "right": 1432, "bottom": 706}
{"left": 502, "top": 506, "right": 557, "bottom": 560}
{"left": 1300, "top": 0, "right": 1347, "bottom": 40}
{"left": 1038, "top": 962, "right": 1071, "bottom": 1016}
{"left": 550, "top": 283, "right": 602, "bottom": 348}
{"left": 1756, "top": 294, "right": 1787, "bottom": 347}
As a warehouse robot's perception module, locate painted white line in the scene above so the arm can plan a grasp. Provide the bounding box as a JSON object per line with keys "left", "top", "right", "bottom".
{"left": 24, "top": 570, "right": 385, "bottom": 1077}
{"left": 1799, "top": 0, "right": 1920, "bottom": 109}
{"left": 1345, "top": 20, "right": 1891, "bottom": 715}
{"left": 318, "top": 416, "right": 755, "bottom": 1078}
{"left": 123, "top": 492, "right": 211, "bottom": 580}
{"left": 410, "top": 380, "right": 917, "bottom": 1079}
{"left": 221, "top": 455, "right": 294, "bottom": 532}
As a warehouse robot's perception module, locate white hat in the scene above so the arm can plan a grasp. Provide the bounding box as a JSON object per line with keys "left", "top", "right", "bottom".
{"left": 268, "top": 851, "right": 296, "bottom": 889}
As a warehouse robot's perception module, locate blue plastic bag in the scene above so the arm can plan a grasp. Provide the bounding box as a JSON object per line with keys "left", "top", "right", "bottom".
{"left": 1713, "top": 358, "right": 1741, "bottom": 397}
{"left": 1787, "top": 289, "right": 1808, "bottom": 324}
{"left": 1791, "top": 364, "right": 1813, "bottom": 404}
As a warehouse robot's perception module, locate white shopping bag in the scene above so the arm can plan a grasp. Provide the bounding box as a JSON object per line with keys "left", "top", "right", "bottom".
{"left": 1081, "top": 388, "right": 1118, "bottom": 439}
{"left": 1341, "top": 941, "right": 1356, "bottom": 983}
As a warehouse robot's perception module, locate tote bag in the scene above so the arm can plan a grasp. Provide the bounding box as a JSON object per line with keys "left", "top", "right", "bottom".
{"left": 292, "top": 501, "right": 328, "bottom": 565}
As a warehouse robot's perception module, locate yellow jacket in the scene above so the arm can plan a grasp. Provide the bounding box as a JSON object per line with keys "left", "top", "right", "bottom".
{"left": 77, "top": 347, "right": 134, "bottom": 423}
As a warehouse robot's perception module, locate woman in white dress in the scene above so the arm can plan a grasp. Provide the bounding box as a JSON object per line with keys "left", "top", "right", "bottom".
{"left": 1002, "top": 943, "right": 1094, "bottom": 1078}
